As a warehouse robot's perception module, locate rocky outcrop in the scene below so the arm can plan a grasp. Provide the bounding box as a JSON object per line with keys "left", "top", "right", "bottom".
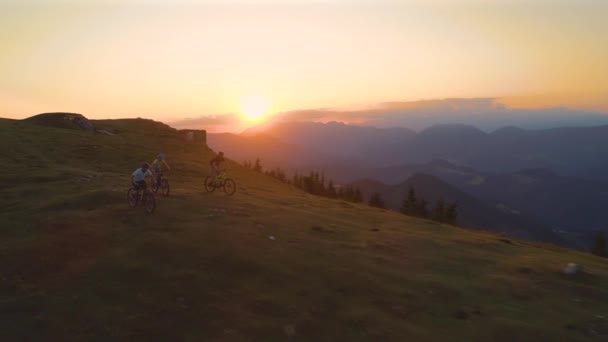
{"left": 24, "top": 112, "right": 95, "bottom": 131}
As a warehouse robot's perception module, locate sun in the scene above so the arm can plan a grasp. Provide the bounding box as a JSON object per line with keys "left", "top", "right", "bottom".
{"left": 240, "top": 95, "right": 270, "bottom": 122}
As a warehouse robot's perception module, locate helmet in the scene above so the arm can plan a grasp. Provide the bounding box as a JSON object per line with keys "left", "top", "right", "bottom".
{"left": 142, "top": 163, "right": 150, "bottom": 169}
{"left": 157, "top": 153, "right": 165, "bottom": 160}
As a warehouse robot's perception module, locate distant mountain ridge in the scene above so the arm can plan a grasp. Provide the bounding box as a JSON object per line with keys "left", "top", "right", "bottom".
{"left": 245, "top": 121, "right": 416, "bottom": 160}
{"left": 207, "top": 131, "right": 352, "bottom": 169}
{"left": 227, "top": 121, "right": 608, "bottom": 181}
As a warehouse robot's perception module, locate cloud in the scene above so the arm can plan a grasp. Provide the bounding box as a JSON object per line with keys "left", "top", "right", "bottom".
{"left": 270, "top": 98, "right": 608, "bottom": 131}
{"left": 375, "top": 97, "right": 503, "bottom": 112}
{"left": 267, "top": 98, "right": 505, "bottom": 127}
{"left": 169, "top": 113, "right": 240, "bottom": 129}
{"left": 272, "top": 108, "right": 375, "bottom": 124}
{"left": 168, "top": 98, "right": 608, "bottom": 133}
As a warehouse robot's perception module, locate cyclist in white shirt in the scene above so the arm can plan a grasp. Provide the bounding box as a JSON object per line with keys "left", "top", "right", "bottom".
{"left": 132, "top": 163, "right": 153, "bottom": 190}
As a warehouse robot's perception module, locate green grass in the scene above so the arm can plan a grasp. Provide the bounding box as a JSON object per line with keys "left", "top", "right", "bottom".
{"left": 1, "top": 117, "right": 608, "bottom": 341}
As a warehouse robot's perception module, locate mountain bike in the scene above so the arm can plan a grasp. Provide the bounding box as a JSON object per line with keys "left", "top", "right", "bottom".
{"left": 153, "top": 171, "right": 170, "bottom": 197}
{"left": 127, "top": 184, "right": 156, "bottom": 214}
{"left": 204, "top": 171, "right": 236, "bottom": 195}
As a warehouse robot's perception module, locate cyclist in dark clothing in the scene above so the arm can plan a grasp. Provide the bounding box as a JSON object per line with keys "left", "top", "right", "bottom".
{"left": 209, "top": 152, "right": 225, "bottom": 177}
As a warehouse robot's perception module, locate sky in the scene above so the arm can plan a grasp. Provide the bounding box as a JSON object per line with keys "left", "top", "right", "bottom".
{"left": 1, "top": 0, "right": 607, "bottom": 131}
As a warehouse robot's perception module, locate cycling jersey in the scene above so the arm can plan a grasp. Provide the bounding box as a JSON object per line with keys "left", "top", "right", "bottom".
{"left": 132, "top": 168, "right": 153, "bottom": 182}
{"left": 151, "top": 159, "right": 169, "bottom": 172}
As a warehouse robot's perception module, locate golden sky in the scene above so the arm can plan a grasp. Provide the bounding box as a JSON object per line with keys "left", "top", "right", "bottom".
{"left": 1, "top": 0, "right": 607, "bottom": 125}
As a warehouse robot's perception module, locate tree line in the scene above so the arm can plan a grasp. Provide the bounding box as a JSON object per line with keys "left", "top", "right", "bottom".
{"left": 244, "top": 158, "right": 459, "bottom": 225}
{"left": 243, "top": 158, "right": 363, "bottom": 203}
{"left": 400, "top": 186, "right": 458, "bottom": 224}
{"left": 368, "top": 186, "right": 457, "bottom": 224}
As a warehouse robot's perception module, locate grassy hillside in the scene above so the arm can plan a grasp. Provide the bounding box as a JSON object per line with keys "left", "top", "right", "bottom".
{"left": 1, "top": 117, "right": 608, "bottom": 341}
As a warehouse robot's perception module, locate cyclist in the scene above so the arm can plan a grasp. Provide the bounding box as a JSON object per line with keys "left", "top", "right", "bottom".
{"left": 209, "top": 151, "right": 225, "bottom": 178}
{"left": 132, "top": 163, "right": 153, "bottom": 191}
{"left": 151, "top": 153, "right": 171, "bottom": 186}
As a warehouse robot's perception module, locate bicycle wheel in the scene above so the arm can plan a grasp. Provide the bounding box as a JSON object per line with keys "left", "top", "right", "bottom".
{"left": 204, "top": 176, "right": 216, "bottom": 192}
{"left": 127, "top": 188, "right": 139, "bottom": 208}
{"left": 161, "top": 179, "right": 170, "bottom": 197}
{"left": 144, "top": 192, "right": 156, "bottom": 214}
{"left": 223, "top": 178, "right": 236, "bottom": 196}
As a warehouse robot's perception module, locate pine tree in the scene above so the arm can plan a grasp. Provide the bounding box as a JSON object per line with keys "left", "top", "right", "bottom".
{"left": 434, "top": 197, "right": 446, "bottom": 222}
{"left": 320, "top": 172, "right": 326, "bottom": 191}
{"left": 313, "top": 172, "right": 324, "bottom": 195}
{"left": 369, "top": 193, "right": 385, "bottom": 208}
{"left": 401, "top": 186, "right": 418, "bottom": 215}
{"left": 254, "top": 158, "right": 262, "bottom": 172}
{"left": 417, "top": 198, "right": 429, "bottom": 218}
{"left": 354, "top": 188, "right": 363, "bottom": 203}
{"left": 592, "top": 231, "right": 607, "bottom": 257}
{"left": 444, "top": 201, "right": 458, "bottom": 225}
{"left": 278, "top": 168, "right": 286, "bottom": 182}
{"left": 304, "top": 174, "right": 314, "bottom": 193}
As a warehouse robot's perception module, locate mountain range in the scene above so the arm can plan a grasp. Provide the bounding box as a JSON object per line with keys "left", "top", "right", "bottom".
{"left": 208, "top": 121, "right": 608, "bottom": 249}
{"left": 237, "top": 121, "right": 608, "bottom": 180}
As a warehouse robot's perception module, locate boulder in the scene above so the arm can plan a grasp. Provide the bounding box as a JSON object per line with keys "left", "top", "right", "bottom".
{"left": 563, "top": 263, "right": 582, "bottom": 275}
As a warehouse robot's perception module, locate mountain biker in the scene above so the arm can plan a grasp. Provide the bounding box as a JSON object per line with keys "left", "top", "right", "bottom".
{"left": 209, "top": 151, "right": 225, "bottom": 177}
{"left": 151, "top": 153, "right": 170, "bottom": 185}
{"left": 132, "top": 163, "right": 153, "bottom": 191}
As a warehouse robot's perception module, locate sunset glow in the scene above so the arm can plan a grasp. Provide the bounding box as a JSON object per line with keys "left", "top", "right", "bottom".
{"left": 1, "top": 1, "right": 607, "bottom": 130}
{"left": 240, "top": 96, "right": 270, "bottom": 122}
